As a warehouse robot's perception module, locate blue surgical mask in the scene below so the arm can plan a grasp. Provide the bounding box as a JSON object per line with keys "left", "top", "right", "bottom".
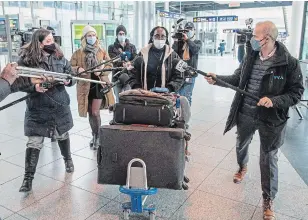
{"left": 187, "top": 31, "right": 194, "bottom": 39}
{"left": 118, "top": 35, "right": 126, "bottom": 43}
{"left": 86, "top": 36, "right": 96, "bottom": 45}
{"left": 250, "top": 37, "right": 265, "bottom": 51}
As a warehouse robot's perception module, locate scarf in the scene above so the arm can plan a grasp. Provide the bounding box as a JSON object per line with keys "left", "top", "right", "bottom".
{"left": 84, "top": 44, "right": 99, "bottom": 69}
{"left": 182, "top": 34, "right": 196, "bottom": 61}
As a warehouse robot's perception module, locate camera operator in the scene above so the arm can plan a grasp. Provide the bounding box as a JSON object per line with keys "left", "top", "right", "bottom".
{"left": 108, "top": 25, "right": 137, "bottom": 102}
{"left": 205, "top": 21, "right": 304, "bottom": 220}
{"left": 172, "top": 22, "right": 202, "bottom": 106}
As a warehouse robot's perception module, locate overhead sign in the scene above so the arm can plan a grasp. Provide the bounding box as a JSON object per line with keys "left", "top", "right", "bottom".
{"left": 193, "top": 16, "right": 238, "bottom": 23}
{"left": 158, "top": 10, "right": 181, "bottom": 19}
{"left": 223, "top": 29, "right": 239, "bottom": 33}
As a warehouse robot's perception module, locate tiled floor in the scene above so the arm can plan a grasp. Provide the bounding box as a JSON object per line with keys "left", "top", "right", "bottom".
{"left": 0, "top": 56, "right": 307, "bottom": 220}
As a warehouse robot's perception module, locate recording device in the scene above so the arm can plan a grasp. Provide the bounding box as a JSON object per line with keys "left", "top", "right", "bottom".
{"left": 100, "top": 72, "right": 130, "bottom": 95}
{"left": 14, "top": 27, "right": 62, "bottom": 46}
{"left": 236, "top": 18, "right": 254, "bottom": 44}
{"left": 171, "top": 18, "right": 189, "bottom": 40}
{"left": 173, "top": 58, "right": 197, "bottom": 78}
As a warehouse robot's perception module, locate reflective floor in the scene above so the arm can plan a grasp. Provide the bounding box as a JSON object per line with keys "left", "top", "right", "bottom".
{"left": 0, "top": 56, "right": 307, "bottom": 220}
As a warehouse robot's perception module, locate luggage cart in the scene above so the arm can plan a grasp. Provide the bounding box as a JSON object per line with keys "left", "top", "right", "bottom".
{"left": 119, "top": 158, "right": 158, "bottom": 220}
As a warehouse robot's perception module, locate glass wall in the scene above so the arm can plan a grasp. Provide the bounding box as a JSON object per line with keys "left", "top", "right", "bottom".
{"left": 1, "top": 1, "right": 135, "bottom": 57}
{"left": 300, "top": 2, "right": 308, "bottom": 60}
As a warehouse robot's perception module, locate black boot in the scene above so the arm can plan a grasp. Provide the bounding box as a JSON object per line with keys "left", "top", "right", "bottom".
{"left": 93, "top": 134, "right": 99, "bottom": 150}
{"left": 19, "top": 148, "right": 40, "bottom": 192}
{"left": 58, "top": 138, "right": 74, "bottom": 173}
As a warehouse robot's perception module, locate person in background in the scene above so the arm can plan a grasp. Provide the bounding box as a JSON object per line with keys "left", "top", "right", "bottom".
{"left": 172, "top": 22, "right": 202, "bottom": 106}
{"left": 218, "top": 39, "right": 226, "bottom": 56}
{"left": 71, "top": 25, "right": 115, "bottom": 150}
{"left": 11, "top": 28, "right": 76, "bottom": 192}
{"left": 108, "top": 25, "right": 137, "bottom": 102}
{"left": 205, "top": 21, "right": 304, "bottom": 220}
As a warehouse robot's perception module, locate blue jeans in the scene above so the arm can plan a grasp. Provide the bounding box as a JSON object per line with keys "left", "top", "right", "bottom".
{"left": 179, "top": 77, "right": 196, "bottom": 106}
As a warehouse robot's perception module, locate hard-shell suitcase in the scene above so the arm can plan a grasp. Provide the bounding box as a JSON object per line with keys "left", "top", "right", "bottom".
{"left": 110, "top": 103, "right": 174, "bottom": 127}
{"left": 97, "top": 125, "right": 186, "bottom": 190}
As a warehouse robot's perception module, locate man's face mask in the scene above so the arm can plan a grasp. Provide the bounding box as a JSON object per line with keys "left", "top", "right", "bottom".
{"left": 153, "top": 39, "right": 166, "bottom": 49}
{"left": 250, "top": 36, "right": 267, "bottom": 51}
{"left": 86, "top": 36, "right": 96, "bottom": 45}
{"left": 187, "top": 30, "right": 194, "bottom": 39}
{"left": 118, "top": 35, "right": 126, "bottom": 43}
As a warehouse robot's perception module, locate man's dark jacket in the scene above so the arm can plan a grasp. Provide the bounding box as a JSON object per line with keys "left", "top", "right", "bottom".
{"left": 217, "top": 41, "right": 304, "bottom": 134}
{"left": 11, "top": 49, "right": 75, "bottom": 138}
{"left": 172, "top": 39, "right": 202, "bottom": 70}
{"left": 108, "top": 39, "right": 137, "bottom": 81}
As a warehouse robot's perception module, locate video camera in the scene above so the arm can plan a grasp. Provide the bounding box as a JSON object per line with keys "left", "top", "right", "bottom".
{"left": 236, "top": 18, "right": 254, "bottom": 44}
{"left": 171, "top": 18, "right": 189, "bottom": 40}
{"left": 14, "top": 27, "right": 62, "bottom": 46}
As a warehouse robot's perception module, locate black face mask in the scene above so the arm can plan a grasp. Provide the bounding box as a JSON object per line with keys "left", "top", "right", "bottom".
{"left": 43, "top": 43, "right": 56, "bottom": 54}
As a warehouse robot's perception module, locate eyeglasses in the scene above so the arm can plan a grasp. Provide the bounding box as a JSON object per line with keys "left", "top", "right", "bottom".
{"left": 153, "top": 34, "right": 167, "bottom": 40}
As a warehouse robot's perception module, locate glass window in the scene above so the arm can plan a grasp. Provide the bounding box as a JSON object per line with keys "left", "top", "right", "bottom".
{"left": 43, "top": 1, "right": 54, "bottom": 8}
{"left": 301, "top": 2, "right": 308, "bottom": 60}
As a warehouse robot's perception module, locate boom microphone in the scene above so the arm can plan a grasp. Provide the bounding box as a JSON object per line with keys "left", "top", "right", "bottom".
{"left": 172, "top": 59, "right": 260, "bottom": 101}
{"left": 100, "top": 72, "right": 130, "bottom": 95}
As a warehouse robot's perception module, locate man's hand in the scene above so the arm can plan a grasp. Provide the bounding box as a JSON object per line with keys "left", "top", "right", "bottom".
{"left": 183, "top": 33, "right": 188, "bottom": 41}
{"left": 0, "top": 62, "right": 18, "bottom": 85}
{"left": 35, "top": 84, "right": 48, "bottom": 93}
{"left": 204, "top": 73, "right": 217, "bottom": 85}
{"left": 257, "top": 97, "right": 273, "bottom": 108}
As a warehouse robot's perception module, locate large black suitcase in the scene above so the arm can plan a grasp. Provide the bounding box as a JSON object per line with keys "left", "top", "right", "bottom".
{"left": 110, "top": 103, "right": 174, "bottom": 127}
{"left": 97, "top": 125, "right": 186, "bottom": 190}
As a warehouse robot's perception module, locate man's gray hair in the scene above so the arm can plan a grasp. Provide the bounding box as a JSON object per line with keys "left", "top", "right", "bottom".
{"left": 256, "top": 21, "right": 279, "bottom": 40}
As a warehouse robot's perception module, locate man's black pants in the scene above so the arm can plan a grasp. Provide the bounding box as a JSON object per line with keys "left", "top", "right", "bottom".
{"left": 236, "top": 112, "right": 287, "bottom": 200}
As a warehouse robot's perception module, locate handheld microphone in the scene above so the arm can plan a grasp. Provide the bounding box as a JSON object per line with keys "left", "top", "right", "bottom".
{"left": 172, "top": 58, "right": 197, "bottom": 77}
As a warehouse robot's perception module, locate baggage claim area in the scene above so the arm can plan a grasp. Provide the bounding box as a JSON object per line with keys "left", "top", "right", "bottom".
{"left": 0, "top": 1, "right": 308, "bottom": 220}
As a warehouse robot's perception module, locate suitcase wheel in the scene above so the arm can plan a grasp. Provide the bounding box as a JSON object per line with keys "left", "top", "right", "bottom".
{"left": 184, "top": 176, "right": 190, "bottom": 183}
{"left": 182, "top": 183, "right": 189, "bottom": 190}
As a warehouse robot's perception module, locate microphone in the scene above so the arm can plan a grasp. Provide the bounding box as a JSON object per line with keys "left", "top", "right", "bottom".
{"left": 100, "top": 72, "right": 130, "bottom": 95}
{"left": 172, "top": 58, "right": 197, "bottom": 77}
{"left": 172, "top": 59, "right": 260, "bottom": 101}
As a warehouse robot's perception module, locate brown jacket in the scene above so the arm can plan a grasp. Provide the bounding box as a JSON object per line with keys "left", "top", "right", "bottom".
{"left": 71, "top": 47, "right": 115, "bottom": 117}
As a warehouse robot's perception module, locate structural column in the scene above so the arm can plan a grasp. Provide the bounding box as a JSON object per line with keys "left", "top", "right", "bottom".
{"left": 289, "top": 1, "right": 305, "bottom": 58}
{"left": 133, "top": 1, "right": 140, "bottom": 49}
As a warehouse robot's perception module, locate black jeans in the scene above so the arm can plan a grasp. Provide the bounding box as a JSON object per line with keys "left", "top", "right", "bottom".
{"left": 236, "top": 112, "right": 287, "bottom": 200}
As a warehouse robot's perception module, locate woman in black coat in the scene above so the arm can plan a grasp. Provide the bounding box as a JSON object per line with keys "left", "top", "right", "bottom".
{"left": 11, "top": 28, "right": 75, "bottom": 192}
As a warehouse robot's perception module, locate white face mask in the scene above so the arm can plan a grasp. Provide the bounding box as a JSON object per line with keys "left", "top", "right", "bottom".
{"left": 118, "top": 35, "right": 126, "bottom": 43}
{"left": 153, "top": 39, "right": 166, "bottom": 49}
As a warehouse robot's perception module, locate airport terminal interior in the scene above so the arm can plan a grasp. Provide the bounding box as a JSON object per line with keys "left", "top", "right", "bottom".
{"left": 0, "top": 1, "right": 308, "bottom": 220}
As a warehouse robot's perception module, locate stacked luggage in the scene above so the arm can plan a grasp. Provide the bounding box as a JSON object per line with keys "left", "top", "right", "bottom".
{"left": 97, "top": 89, "right": 191, "bottom": 190}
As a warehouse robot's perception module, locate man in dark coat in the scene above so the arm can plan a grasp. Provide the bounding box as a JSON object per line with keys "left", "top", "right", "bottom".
{"left": 172, "top": 22, "right": 202, "bottom": 106}
{"left": 205, "top": 21, "right": 304, "bottom": 220}
{"left": 108, "top": 25, "right": 137, "bottom": 102}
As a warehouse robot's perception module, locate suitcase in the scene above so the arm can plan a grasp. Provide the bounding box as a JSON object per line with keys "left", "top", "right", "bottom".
{"left": 97, "top": 125, "right": 186, "bottom": 190}
{"left": 110, "top": 103, "right": 174, "bottom": 127}
{"left": 111, "top": 89, "right": 175, "bottom": 127}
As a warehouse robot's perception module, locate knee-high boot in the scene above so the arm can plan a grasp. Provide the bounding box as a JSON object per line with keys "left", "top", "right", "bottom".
{"left": 19, "top": 148, "right": 40, "bottom": 192}
{"left": 58, "top": 138, "right": 74, "bottom": 173}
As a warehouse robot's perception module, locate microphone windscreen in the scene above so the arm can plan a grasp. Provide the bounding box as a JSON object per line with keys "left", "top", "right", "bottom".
{"left": 118, "top": 73, "right": 130, "bottom": 84}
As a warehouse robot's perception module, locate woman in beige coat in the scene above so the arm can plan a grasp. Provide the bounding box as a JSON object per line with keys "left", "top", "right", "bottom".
{"left": 71, "top": 25, "right": 115, "bottom": 150}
